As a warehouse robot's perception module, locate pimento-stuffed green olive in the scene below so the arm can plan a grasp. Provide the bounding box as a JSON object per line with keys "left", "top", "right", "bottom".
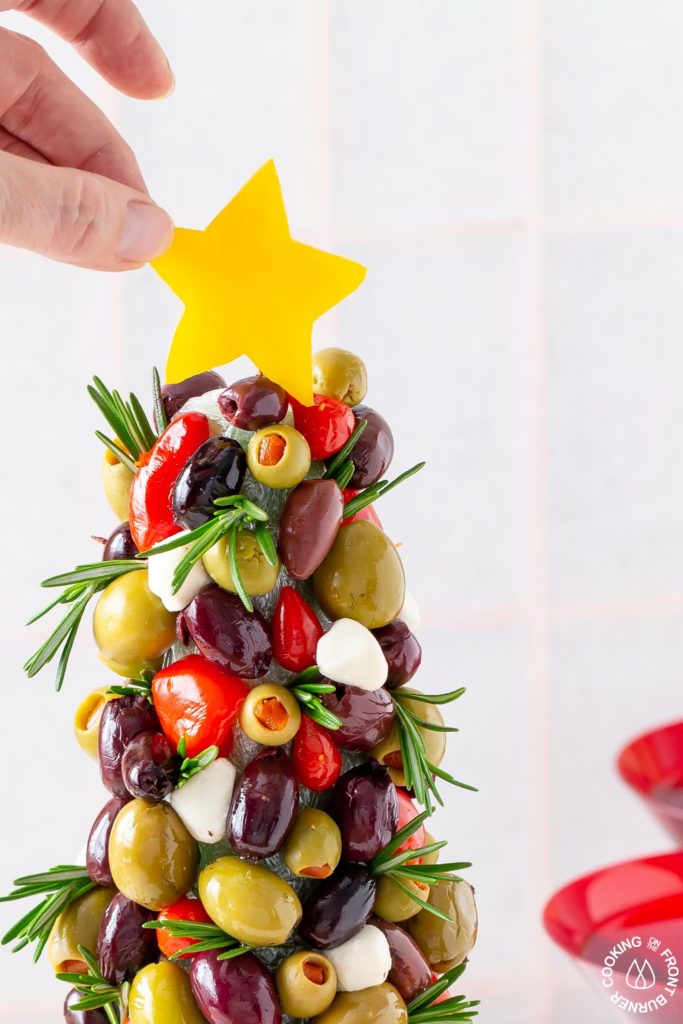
{"left": 101, "top": 446, "right": 133, "bottom": 522}
{"left": 276, "top": 951, "right": 337, "bottom": 1018}
{"left": 199, "top": 857, "right": 302, "bottom": 947}
{"left": 47, "top": 886, "right": 114, "bottom": 975}
{"left": 312, "top": 348, "right": 368, "bottom": 407}
{"left": 203, "top": 530, "right": 280, "bottom": 596}
{"left": 93, "top": 570, "right": 176, "bottom": 679}
{"left": 240, "top": 683, "right": 301, "bottom": 746}
{"left": 373, "top": 876, "right": 430, "bottom": 923}
{"left": 129, "top": 961, "right": 206, "bottom": 1024}
{"left": 408, "top": 880, "right": 478, "bottom": 974}
{"left": 313, "top": 984, "right": 408, "bottom": 1024}
{"left": 247, "top": 424, "right": 311, "bottom": 489}
{"left": 314, "top": 522, "right": 405, "bottom": 629}
{"left": 371, "top": 690, "right": 446, "bottom": 787}
{"left": 108, "top": 800, "right": 198, "bottom": 911}
{"left": 284, "top": 809, "right": 342, "bottom": 880}
{"left": 73, "top": 687, "right": 117, "bottom": 759}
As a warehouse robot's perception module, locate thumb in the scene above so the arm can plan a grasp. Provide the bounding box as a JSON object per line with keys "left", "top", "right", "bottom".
{"left": 0, "top": 151, "right": 174, "bottom": 271}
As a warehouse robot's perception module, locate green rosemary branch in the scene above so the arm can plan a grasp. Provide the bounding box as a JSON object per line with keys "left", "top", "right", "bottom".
{"left": 88, "top": 375, "right": 157, "bottom": 465}
{"left": 57, "top": 946, "right": 127, "bottom": 1024}
{"left": 323, "top": 418, "right": 368, "bottom": 482}
{"left": 176, "top": 736, "right": 219, "bottom": 787}
{"left": 343, "top": 461, "right": 427, "bottom": 518}
{"left": 0, "top": 866, "right": 95, "bottom": 962}
{"left": 285, "top": 668, "right": 342, "bottom": 730}
{"left": 143, "top": 919, "right": 250, "bottom": 961}
{"left": 408, "top": 962, "right": 479, "bottom": 1022}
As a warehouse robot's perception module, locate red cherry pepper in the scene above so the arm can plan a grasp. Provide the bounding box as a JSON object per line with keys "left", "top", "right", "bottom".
{"left": 292, "top": 715, "right": 343, "bottom": 792}
{"left": 272, "top": 587, "right": 324, "bottom": 672}
{"left": 151, "top": 653, "right": 249, "bottom": 758}
{"left": 129, "top": 411, "right": 211, "bottom": 551}
{"left": 342, "top": 487, "right": 383, "bottom": 528}
{"left": 394, "top": 788, "right": 426, "bottom": 865}
{"left": 289, "top": 393, "right": 355, "bottom": 461}
{"left": 155, "top": 896, "right": 214, "bottom": 960}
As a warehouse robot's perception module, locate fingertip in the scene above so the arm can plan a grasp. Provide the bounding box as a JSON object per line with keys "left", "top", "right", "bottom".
{"left": 116, "top": 201, "right": 174, "bottom": 265}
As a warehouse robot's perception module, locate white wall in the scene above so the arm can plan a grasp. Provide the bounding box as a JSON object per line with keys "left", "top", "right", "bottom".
{"left": 2, "top": 3, "right": 683, "bottom": 1022}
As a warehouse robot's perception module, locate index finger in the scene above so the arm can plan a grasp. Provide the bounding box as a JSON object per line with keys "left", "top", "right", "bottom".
{"left": 2, "top": 0, "right": 174, "bottom": 99}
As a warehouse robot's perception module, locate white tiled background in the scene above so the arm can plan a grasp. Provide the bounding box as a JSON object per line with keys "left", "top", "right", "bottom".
{"left": 1, "top": 3, "right": 682, "bottom": 1022}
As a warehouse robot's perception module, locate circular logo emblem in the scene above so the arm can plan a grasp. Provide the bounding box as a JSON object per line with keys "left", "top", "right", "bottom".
{"left": 601, "top": 936, "right": 679, "bottom": 1014}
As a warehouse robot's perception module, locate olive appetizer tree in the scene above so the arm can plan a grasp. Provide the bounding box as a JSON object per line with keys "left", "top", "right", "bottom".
{"left": 2, "top": 353, "right": 479, "bottom": 1024}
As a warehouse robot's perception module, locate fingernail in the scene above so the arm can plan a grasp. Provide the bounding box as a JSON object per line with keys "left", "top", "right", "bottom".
{"left": 117, "top": 202, "right": 174, "bottom": 263}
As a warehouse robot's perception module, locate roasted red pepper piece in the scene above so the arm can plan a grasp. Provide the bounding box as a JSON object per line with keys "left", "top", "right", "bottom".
{"left": 155, "top": 896, "right": 214, "bottom": 960}
{"left": 129, "top": 411, "right": 211, "bottom": 551}
{"left": 394, "top": 788, "right": 426, "bottom": 865}
{"left": 342, "top": 487, "right": 383, "bottom": 528}
{"left": 272, "top": 586, "right": 324, "bottom": 672}
{"left": 288, "top": 393, "right": 355, "bottom": 461}
{"left": 292, "top": 715, "right": 343, "bottom": 792}
{"left": 151, "top": 653, "right": 248, "bottom": 758}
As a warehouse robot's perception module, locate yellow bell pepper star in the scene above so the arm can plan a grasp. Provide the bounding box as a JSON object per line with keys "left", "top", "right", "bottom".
{"left": 152, "top": 160, "right": 366, "bottom": 405}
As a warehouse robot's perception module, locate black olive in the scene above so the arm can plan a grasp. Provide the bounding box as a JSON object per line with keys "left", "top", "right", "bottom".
{"left": 173, "top": 437, "right": 247, "bottom": 529}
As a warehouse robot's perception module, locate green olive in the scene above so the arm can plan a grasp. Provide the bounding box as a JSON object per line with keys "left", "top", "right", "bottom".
{"left": 129, "top": 961, "right": 206, "bottom": 1024}
{"left": 47, "top": 886, "right": 114, "bottom": 975}
{"left": 93, "top": 569, "right": 176, "bottom": 679}
{"left": 199, "top": 856, "right": 302, "bottom": 946}
{"left": 203, "top": 530, "right": 280, "bottom": 595}
{"left": 313, "top": 983, "right": 408, "bottom": 1024}
{"left": 73, "top": 686, "right": 117, "bottom": 759}
{"left": 313, "top": 348, "right": 368, "bottom": 407}
{"left": 276, "top": 950, "right": 337, "bottom": 1017}
{"left": 371, "top": 690, "right": 446, "bottom": 787}
{"left": 314, "top": 521, "right": 405, "bottom": 629}
{"left": 101, "top": 445, "right": 134, "bottom": 522}
{"left": 408, "top": 880, "right": 478, "bottom": 973}
{"left": 283, "top": 809, "right": 342, "bottom": 880}
{"left": 422, "top": 830, "right": 440, "bottom": 867}
{"left": 240, "top": 683, "right": 302, "bottom": 746}
{"left": 247, "top": 424, "right": 311, "bottom": 489}
{"left": 109, "top": 800, "right": 198, "bottom": 911}
{"left": 373, "top": 875, "right": 430, "bottom": 923}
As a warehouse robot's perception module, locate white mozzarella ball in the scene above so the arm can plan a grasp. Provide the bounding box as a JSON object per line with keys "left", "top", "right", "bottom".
{"left": 398, "top": 590, "right": 421, "bottom": 632}
{"left": 147, "top": 532, "right": 211, "bottom": 612}
{"left": 325, "top": 925, "right": 392, "bottom": 992}
{"left": 316, "top": 619, "right": 388, "bottom": 691}
{"left": 170, "top": 758, "right": 236, "bottom": 844}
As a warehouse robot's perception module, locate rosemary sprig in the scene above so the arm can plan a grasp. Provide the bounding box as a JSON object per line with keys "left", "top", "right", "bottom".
{"left": 0, "top": 866, "right": 95, "bottom": 962}
{"left": 57, "top": 946, "right": 127, "bottom": 1024}
{"left": 285, "top": 668, "right": 342, "bottom": 731}
{"left": 392, "top": 689, "right": 477, "bottom": 811}
{"left": 108, "top": 669, "right": 155, "bottom": 701}
{"left": 343, "top": 461, "right": 427, "bottom": 519}
{"left": 408, "top": 962, "right": 479, "bottom": 1023}
{"left": 25, "top": 561, "right": 143, "bottom": 691}
{"left": 143, "top": 919, "right": 250, "bottom": 961}
{"left": 152, "top": 367, "right": 168, "bottom": 432}
{"left": 88, "top": 375, "right": 157, "bottom": 466}
{"left": 323, "top": 419, "right": 368, "bottom": 483}
{"left": 177, "top": 736, "right": 219, "bottom": 787}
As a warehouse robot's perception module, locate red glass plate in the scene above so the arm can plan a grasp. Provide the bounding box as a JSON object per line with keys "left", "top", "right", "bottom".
{"left": 544, "top": 853, "right": 683, "bottom": 1021}
{"left": 618, "top": 722, "right": 683, "bottom": 845}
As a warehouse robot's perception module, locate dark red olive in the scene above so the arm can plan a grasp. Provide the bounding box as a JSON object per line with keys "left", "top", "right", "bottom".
{"left": 102, "top": 523, "right": 138, "bottom": 562}
{"left": 298, "top": 864, "right": 377, "bottom": 949}
{"left": 177, "top": 585, "right": 272, "bottom": 679}
{"left": 98, "top": 893, "right": 155, "bottom": 985}
{"left": 321, "top": 684, "right": 395, "bottom": 752}
{"left": 228, "top": 749, "right": 299, "bottom": 859}
{"left": 350, "top": 405, "right": 394, "bottom": 488}
{"left": 98, "top": 695, "right": 160, "bottom": 797}
{"left": 370, "top": 918, "right": 432, "bottom": 1002}
{"left": 121, "top": 731, "right": 179, "bottom": 801}
{"left": 173, "top": 437, "right": 247, "bottom": 529}
{"left": 159, "top": 370, "right": 227, "bottom": 424}
{"left": 218, "top": 375, "right": 288, "bottom": 432}
{"left": 64, "top": 988, "right": 110, "bottom": 1024}
{"left": 372, "top": 620, "right": 422, "bottom": 689}
{"left": 278, "top": 479, "right": 344, "bottom": 580}
{"left": 190, "top": 950, "right": 283, "bottom": 1024}
{"left": 86, "top": 796, "right": 131, "bottom": 887}
{"left": 331, "top": 761, "right": 399, "bottom": 863}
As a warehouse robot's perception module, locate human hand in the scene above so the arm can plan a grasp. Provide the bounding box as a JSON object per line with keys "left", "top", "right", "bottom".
{"left": 0, "top": 0, "right": 174, "bottom": 271}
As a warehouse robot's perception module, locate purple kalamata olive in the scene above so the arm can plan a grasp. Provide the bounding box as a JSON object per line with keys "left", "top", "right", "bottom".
{"left": 228, "top": 749, "right": 299, "bottom": 859}
{"left": 298, "top": 865, "right": 377, "bottom": 949}
{"left": 99, "top": 695, "right": 160, "bottom": 797}
{"left": 177, "top": 585, "right": 272, "bottom": 678}
{"left": 370, "top": 918, "right": 432, "bottom": 1002}
{"left": 64, "top": 988, "right": 110, "bottom": 1024}
{"left": 87, "top": 796, "right": 130, "bottom": 887}
{"left": 190, "top": 950, "right": 283, "bottom": 1024}
{"left": 218, "top": 375, "right": 288, "bottom": 433}
{"left": 278, "top": 480, "right": 344, "bottom": 580}
{"left": 102, "top": 523, "right": 138, "bottom": 562}
{"left": 350, "top": 405, "right": 395, "bottom": 488}
{"left": 331, "top": 761, "right": 399, "bottom": 863}
{"left": 121, "top": 731, "right": 179, "bottom": 801}
{"left": 321, "top": 684, "right": 395, "bottom": 752}
{"left": 98, "top": 893, "right": 155, "bottom": 985}
{"left": 173, "top": 437, "right": 247, "bottom": 529}
{"left": 159, "top": 370, "right": 227, "bottom": 424}
{"left": 372, "top": 620, "right": 422, "bottom": 689}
